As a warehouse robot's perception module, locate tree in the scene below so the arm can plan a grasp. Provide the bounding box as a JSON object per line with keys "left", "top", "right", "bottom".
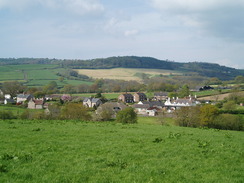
{"left": 43, "top": 81, "right": 58, "bottom": 94}
{"left": 223, "top": 101, "right": 237, "bottom": 111}
{"left": 2, "top": 81, "right": 26, "bottom": 98}
{"left": 234, "top": 75, "right": 244, "bottom": 84}
{"left": 116, "top": 107, "right": 137, "bottom": 124}
{"left": 62, "top": 84, "right": 74, "bottom": 94}
{"left": 178, "top": 84, "right": 190, "bottom": 98}
{"left": 213, "top": 114, "right": 243, "bottom": 131}
{"left": 175, "top": 106, "right": 200, "bottom": 127}
{"left": 33, "top": 91, "right": 45, "bottom": 98}
{"left": 200, "top": 104, "right": 219, "bottom": 127}
{"left": 58, "top": 76, "right": 65, "bottom": 82}
{"left": 46, "top": 103, "right": 62, "bottom": 119}
{"left": 60, "top": 103, "right": 91, "bottom": 121}
{"left": 95, "top": 103, "right": 115, "bottom": 121}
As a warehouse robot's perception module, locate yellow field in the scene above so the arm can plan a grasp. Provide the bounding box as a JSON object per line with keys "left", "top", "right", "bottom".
{"left": 75, "top": 68, "right": 182, "bottom": 81}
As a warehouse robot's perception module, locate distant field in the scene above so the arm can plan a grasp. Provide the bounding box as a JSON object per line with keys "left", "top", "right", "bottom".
{"left": 0, "top": 64, "right": 93, "bottom": 87}
{"left": 76, "top": 68, "right": 184, "bottom": 81}
{"left": 198, "top": 91, "right": 244, "bottom": 101}
{"left": 0, "top": 119, "right": 243, "bottom": 182}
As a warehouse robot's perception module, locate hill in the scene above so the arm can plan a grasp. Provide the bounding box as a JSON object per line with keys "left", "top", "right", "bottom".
{"left": 0, "top": 119, "right": 243, "bottom": 182}
{"left": 0, "top": 56, "right": 243, "bottom": 80}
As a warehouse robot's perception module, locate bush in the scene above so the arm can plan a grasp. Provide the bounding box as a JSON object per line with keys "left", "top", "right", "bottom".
{"left": 116, "top": 107, "right": 137, "bottom": 124}
{"left": 213, "top": 114, "right": 243, "bottom": 131}
{"left": 0, "top": 111, "right": 16, "bottom": 119}
{"left": 60, "top": 103, "right": 91, "bottom": 121}
{"left": 175, "top": 106, "right": 200, "bottom": 127}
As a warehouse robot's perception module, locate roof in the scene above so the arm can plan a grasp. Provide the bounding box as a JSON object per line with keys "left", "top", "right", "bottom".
{"left": 134, "top": 92, "right": 147, "bottom": 96}
{"left": 120, "top": 93, "right": 133, "bottom": 97}
{"left": 34, "top": 100, "right": 44, "bottom": 105}
{"left": 17, "top": 94, "right": 32, "bottom": 98}
{"left": 5, "top": 99, "right": 15, "bottom": 103}
{"left": 141, "top": 101, "right": 164, "bottom": 107}
{"left": 100, "top": 102, "right": 127, "bottom": 109}
{"left": 147, "top": 107, "right": 161, "bottom": 111}
{"left": 133, "top": 104, "right": 150, "bottom": 109}
{"left": 83, "top": 97, "right": 101, "bottom": 103}
{"left": 175, "top": 99, "right": 193, "bottom": 104}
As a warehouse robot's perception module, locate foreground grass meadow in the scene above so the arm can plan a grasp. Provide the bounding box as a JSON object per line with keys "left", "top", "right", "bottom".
{"left": 0, "top": 119, "right": 243, "bottom": 183}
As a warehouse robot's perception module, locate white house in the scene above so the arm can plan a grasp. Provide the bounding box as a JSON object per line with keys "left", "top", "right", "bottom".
{"left": 83, "top": 98, "right": 102, "bottom": 108}
{"left": 164, "top": 97, "right": 200, "bottom": 112}
{"left": 16, "top": 94, "right": 33, "bottom": 104}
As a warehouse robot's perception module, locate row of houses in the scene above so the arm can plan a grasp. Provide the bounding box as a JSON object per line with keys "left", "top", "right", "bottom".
{"left": 2, "top": 92, "right": 200, "bottom": 117}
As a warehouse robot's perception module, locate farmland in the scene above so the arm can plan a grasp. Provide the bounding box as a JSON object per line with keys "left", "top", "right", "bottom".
{"left": 76, "top": 68, "right": 184, "bottom": 82}
{"left": 0, "top": 64, "right": 93, "bottom": 87}
{"left": 0, "top": 119, "right": 243, "bottom": 182}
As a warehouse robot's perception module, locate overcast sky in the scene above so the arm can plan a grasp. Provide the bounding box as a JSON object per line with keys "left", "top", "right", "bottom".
{"left": 0, "top": 0, "right": 244, "bottom": 69}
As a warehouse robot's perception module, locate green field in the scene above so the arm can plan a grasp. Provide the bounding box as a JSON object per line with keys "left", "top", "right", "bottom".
{"left": 0, "top": 119, "right": 243, "bottom": 182}
{"left": 0, "top": 64, "right": 93, "bottom": 87}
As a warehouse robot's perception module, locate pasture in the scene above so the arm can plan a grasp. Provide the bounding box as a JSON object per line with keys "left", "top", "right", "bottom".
{"left": 76, "top": 68, "right": 184, "bottom": 82}
{"left": 0, "top": 64, "right": 93, "bottom": 87}
{"left": 0, "top": 119, "right": 243, "bottom": 182}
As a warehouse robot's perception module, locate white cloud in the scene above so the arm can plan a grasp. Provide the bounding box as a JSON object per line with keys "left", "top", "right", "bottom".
{"left": 124, "top": 29, "right": 138, "bottom": 37}
{"left": 150, "top": 0, "right": 244, "bottom": 43}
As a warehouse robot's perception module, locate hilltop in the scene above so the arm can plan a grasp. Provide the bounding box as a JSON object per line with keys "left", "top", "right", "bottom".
{"left": 0, "top": 56, "right": 243, "bottom": 80}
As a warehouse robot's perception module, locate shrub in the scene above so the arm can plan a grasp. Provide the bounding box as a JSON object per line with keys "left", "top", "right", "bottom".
{"left": 116, "top": 107, "right": 137, "bottom": 124}
{"left": 213, "top": 114, "right": 243, "bottom": 131}
{"left": 174, "top": 106, "right": 200, "bottom": 127}
{"left": 0, "top": 111, "right": 16, "bottom": 120}
{"left": 200, "top": 104, "right": 219, "bottom": 127}
{"left": 60, "top": 103, "right": 91, "bottom": 121}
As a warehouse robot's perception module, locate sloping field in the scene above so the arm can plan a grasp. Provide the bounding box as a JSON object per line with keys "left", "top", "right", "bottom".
{"left": 0, "top": 64, "right": 93, "bottom": 87}
{"left": 0, "top": 119, "right": 243, "bottom": 182}
{"left": 198, "top": 91, "right": 244, "bottom": 101}
{"left": 76, "top": 68, "right": 183, "bottom": 81}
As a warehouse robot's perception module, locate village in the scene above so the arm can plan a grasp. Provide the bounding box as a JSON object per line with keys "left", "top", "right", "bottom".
{"left": 2, "top": 90, "right": 202, "bottom": 117}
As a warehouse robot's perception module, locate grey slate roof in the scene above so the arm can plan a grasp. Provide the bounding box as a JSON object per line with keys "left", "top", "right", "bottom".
{"left": 17, "top": 94, "right": 32, "bottom": 98}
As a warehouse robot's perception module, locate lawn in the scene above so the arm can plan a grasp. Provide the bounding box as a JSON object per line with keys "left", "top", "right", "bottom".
{"left": 0, "top": 119, "right": 243, "bottom": 183}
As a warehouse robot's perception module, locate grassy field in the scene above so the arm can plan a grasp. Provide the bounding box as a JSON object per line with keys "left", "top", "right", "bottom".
{"left": 0, "top": 64, "right": 93, "bottom": 87}
{"left": 198, "top": 91, "right": 244, "bottom": 101}
{"left": 0, "top": 119, "right": 243, "bottom": 183}
{"left": 76, "top": 68, "right": 184, "bottom": 82}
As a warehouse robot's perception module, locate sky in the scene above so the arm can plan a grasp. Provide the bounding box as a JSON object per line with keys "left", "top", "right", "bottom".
{"left": 0, "top": 0, "right": 244, "bottom": 69}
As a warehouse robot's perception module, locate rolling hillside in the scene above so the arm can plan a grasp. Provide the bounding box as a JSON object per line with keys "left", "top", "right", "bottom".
{"left": 0, "top": 56, "right": 243, "bottom": 81}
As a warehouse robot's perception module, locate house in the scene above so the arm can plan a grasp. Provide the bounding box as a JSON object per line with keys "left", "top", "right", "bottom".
{"left": 132, "top": 101, "right": 163, "bottom": 116}
{"left": 118, "top": 93, "right": 134, "bottom": 103}
{"left": 133, "top": 92, "right": 147, "bottom": 102}
{"left": 83, "top": 97, "right": 102, "bottom": 108}
{"left": 153, "top": 92, "right": 168, "bottom": 101}
{"left": 133, "top": 103, "right": 150, "bottom": 115}
{"left": 4, "top": 98, "right": 15, "bottom": 105}
{"left": 140, "top": 101, "right": 164, "bottom": 108}
{"left": 17, "top": 94, "right": 33, "bottom": 104}
{"left": 146, "top": 107, "right": 161, "bottom": 116}
{"left": 28, "top": 98, "right": 45, "bottom": 109}
{"left": 4, "top": 94, "right": 11, "bottom": 99}
{"left": 164, "top": 97, "right": 200, "bottom": 112}
{"left": 198, "top": 86, "right": 214, "bottom": 91}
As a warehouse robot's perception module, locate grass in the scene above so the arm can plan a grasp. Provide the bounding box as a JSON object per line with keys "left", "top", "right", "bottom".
{"left": 0, "top": 64, "right": 93, "bottom": 87}
{"left": 0, "top": 105, "right": 27, "bottom": 116}
{"left": 0, "top": 119, "right": 243, "bottom": 182}
{"left": 76, "top": 68, "right": 184, "bottom": 82}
